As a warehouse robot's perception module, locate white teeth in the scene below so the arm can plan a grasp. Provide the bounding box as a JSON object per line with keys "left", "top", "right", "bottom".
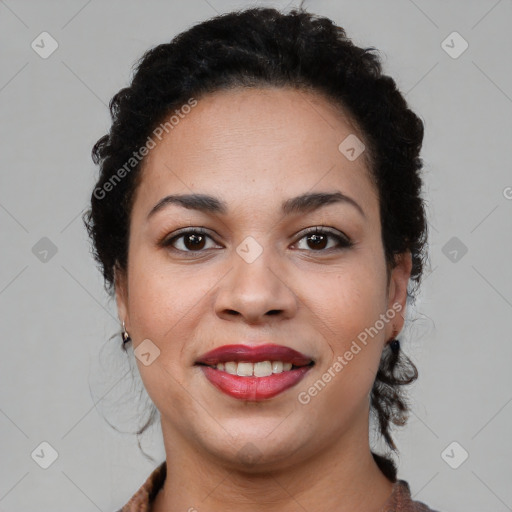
{"left": 254, "top": 361, "right": 273, "bottom": 377}
{"left": 237, "top": 362, "right": 254, "bottom": 377}
{"left": 224, "top": 361, "right": 237, "bottom": 374}
{"left": 216, "top": 360, "right": 297, "bottom": 376}
{"left": 272, "top": 361, "right": 283, "bottom": 373}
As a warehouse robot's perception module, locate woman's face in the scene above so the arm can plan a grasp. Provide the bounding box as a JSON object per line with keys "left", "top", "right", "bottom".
{"left": 115, "top": 86, "right": 411, "bottom": 470}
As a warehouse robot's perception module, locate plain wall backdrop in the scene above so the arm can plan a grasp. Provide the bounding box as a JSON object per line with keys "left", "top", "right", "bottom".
{"left": 1, "top": 0, "right": 511, "bottom": 511}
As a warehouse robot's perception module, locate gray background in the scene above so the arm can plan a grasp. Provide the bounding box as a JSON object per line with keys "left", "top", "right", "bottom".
{"left": 1, "top": 0, "right": 511, "bottom": 511}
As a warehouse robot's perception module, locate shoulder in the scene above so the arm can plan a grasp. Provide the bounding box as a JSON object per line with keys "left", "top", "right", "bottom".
{"left": 382, "top": 479, "right": 441, "bottom": 512}
{"left": 116, "top": 461, "right": 166, "bottom": 512}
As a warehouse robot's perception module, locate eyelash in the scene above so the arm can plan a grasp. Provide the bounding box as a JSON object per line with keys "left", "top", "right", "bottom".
{"left": 160, "top": 226, "right": 353, "bottom": 255}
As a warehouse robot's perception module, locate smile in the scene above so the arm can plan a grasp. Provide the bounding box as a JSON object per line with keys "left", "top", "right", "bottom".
{"left": 195, "top": 343, "right": 315, "bottom": 400}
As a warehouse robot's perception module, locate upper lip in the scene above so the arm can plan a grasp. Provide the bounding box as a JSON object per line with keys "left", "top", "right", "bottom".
{"left": 195, "top": 344, "right": 315, "bottom": 367}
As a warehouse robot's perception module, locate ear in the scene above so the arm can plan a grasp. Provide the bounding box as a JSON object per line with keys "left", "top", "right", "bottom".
{"left": 386, "top": 251, "right": 412, "bottom": 339}
{"left": 114, "top": 265, "right": 129, "bottom": 329}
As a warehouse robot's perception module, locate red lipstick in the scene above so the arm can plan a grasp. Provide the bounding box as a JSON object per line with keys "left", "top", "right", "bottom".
{"left": 196, "top": 344, "right": 313, "bottom": 366}
{"left": 195, "top": 344, "right": 315, "bottom": 401}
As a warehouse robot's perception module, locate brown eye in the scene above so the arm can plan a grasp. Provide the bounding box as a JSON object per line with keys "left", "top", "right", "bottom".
{"left": 295, "top": 227, "right": 353, "bottom": 252}
{"left": 306, "top": 233, "right": 328, "bottom": 250}
{"left": 162, "top": 229, "right": 219, "bottom": 253}
{"left": 182, "top": 233, "right": 207, "bottom": 250}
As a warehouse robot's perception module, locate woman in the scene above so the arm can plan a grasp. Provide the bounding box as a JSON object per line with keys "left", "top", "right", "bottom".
{"left": 84, "top": 6, "right": 437, "bottom": 511}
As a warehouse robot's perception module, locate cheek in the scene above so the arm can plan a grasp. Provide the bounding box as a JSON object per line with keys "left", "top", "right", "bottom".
{"left": 126, "top": 259, "right": 210, "bottom": 411}
{"left": 125, "top": 245, "right": 210, "bottom": 359}
{"left": 303, "top": 262, "right": 388, "bottom": 345}
{"left": 128, "top": 266, "right": 211, "bottom": 341}
{"left": 302, "top": 275, "right": 387, "bottom": 415}
{"left": 303, "top": 259, "right": 389, "bottom": 392}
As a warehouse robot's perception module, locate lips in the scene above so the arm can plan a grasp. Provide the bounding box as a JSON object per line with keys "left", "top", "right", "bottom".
{"left": 195, "top": 343, "right": 315, "bottom": 400}
{"left": 195, "top": 343, "right": 314, "bottom": 367}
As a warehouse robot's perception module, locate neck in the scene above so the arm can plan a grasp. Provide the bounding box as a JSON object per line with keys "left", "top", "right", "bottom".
{"left": 152, "top": 415, "right": 394, "bottom": 512}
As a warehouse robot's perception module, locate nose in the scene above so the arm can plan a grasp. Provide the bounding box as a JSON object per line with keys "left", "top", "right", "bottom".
{"left": 214, "top": 244, "right": 298, "bottom": 325}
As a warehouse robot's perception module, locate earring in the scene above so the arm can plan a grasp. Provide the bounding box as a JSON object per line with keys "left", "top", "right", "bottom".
{"left": 122, "top": 320, "right": 131, "bottom": 344}
{"left": 389, "top": 338, "right": 400, "bottom": 354}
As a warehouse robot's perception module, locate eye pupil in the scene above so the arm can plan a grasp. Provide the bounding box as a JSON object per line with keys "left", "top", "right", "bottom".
{"left": 308, "top": 233, "right": 327, "bottom": 250}
{"left": 185, "top": 234, "right": 206, "bottom": 250}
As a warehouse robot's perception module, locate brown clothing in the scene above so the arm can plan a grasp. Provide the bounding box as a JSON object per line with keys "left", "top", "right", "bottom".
{"left": 117, "top": 461, "right": 439, "bottom": 511}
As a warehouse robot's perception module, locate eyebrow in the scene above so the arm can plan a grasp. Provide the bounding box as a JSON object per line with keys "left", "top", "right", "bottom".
{"left": 147, "top": 191, "right": 366, "bottom": 219}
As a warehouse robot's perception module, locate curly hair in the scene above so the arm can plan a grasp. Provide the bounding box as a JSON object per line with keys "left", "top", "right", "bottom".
{"left": 84, "top": 6, "right": 427, "bottom": 481}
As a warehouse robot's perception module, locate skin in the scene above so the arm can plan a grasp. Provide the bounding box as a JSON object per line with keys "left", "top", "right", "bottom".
{"left": 115, "top": 86, "right": 412, "bottom": 512}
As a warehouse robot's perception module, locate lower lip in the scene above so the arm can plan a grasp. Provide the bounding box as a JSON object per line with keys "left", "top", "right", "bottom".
{"left": 198, "top": 365, "right": 313, "bottom": 400}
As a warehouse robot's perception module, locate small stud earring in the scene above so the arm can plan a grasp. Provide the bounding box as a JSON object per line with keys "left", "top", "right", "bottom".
{"left": 389, "top": 338, "right": 400, "bottom": 354}
{"left": 122, "top": 320, "right": 131, "bottom": 344}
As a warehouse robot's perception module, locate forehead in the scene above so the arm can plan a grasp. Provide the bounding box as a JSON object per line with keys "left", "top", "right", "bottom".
{"left": 135, "top": 86, "right": 377, "bottom": 216}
